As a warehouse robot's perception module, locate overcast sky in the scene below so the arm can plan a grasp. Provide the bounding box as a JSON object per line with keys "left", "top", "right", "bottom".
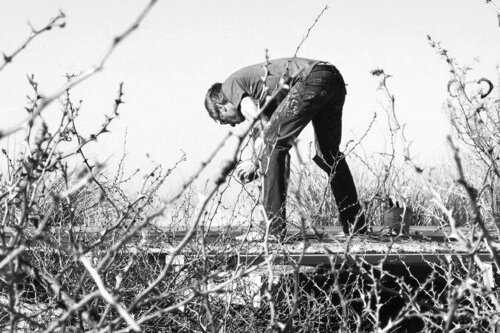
{"left": 1, "top": 0, "right": 499, "bottom": 196}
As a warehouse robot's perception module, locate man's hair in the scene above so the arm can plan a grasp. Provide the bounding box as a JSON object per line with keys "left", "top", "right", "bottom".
{"left": 204, "top": 83, "right": 227, "bottom": 121}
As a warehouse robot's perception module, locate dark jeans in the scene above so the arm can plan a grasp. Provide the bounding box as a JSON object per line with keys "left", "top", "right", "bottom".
{"left": 260, "top": 64, "right": 366, "bottom": 235}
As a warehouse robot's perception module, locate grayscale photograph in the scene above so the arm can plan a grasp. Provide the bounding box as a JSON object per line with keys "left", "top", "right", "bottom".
{"left": 1, "top": 1, "right": 500, "bottom": 332}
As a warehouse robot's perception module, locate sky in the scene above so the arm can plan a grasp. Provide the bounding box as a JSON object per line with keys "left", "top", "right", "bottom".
{"left": 0, "top": 0, "right": 499, "bottom": 197}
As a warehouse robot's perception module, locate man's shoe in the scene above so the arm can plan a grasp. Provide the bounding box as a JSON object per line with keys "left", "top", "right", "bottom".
{"left": 340, "top": 212, "right": 368, "bottom": 235}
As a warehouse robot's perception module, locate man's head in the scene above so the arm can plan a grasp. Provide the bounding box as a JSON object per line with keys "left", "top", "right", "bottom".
{"left": 205, "top": 83, "right": 244, "bottom": 126}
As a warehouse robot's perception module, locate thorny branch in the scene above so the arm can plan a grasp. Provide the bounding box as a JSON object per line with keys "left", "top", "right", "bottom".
{"left": 485, "top": 0, "right": 500, "bottom": 26}
{"left": 0, "top": 11, "right": 66, "bottom": 73}
{"left": 2, "top": 2, "right": 500, "bottom": 333}
{"left": 0, "top": 0, "right": 158, "bottom": 140}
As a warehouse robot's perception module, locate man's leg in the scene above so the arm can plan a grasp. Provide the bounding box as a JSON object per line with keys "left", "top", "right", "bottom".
{"left": 310, "top": 67, "right": 367, "bottom": 234}
{"left": 313, "top": 153, "right": 366, "bottom": 234}
{"left": 261, "top": 144, "right": 291, "bottom": 239}
{"left": 260, "top": 79, "right": 330, "bottom": 238}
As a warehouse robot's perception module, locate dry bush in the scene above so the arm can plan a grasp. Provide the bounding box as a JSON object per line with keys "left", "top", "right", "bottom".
{"left": 2, "top": 3, "right": 500, "bottom": 333}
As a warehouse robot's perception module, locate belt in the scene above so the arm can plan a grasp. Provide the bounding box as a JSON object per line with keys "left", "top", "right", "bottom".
{"left": 311, "top": 63, "right": 335, "bottom": 72}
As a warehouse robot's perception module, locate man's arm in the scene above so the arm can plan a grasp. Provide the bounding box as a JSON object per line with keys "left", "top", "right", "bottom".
{"left": 240, "top": 96, "right": 259, "bottom": 122}
{"left": 240, "top": 96, "right": 267, "bottom": 163}
{"left": 235, "top": 96, "right": 264, "bottom": 183}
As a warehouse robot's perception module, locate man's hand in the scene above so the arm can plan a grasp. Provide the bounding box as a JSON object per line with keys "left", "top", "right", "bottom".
{"left": 240, "top": 96, "right": 259, "bottom": 122}
{"left": 235, "top": 160, "right": 259, "bottom": 183}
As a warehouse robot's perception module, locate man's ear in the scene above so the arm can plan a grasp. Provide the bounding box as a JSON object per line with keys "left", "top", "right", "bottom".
{"left": 215, "top": 102, "right": 226, "bottom": 113}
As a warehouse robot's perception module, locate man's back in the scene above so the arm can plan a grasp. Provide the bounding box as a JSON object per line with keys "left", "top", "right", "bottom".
{"left": 221, "top": 57, "right": 321, "bottom": 109}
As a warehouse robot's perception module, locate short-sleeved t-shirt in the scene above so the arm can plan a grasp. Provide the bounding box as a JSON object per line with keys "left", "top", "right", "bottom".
{"left": 221, "top": 57, "right": 321, "bottom": 109}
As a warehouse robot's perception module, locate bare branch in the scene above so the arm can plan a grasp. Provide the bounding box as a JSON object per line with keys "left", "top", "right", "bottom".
{"left": 0, "top": 0, "right": 158, "bottom": 141}
{"left": 0, "top": 11, "right": 66, "bottom": 73}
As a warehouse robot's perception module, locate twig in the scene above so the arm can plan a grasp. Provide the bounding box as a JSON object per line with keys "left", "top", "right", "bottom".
{"left": 447, "top": 136, "right": 500, "bottom": 269}
{"left": 485, "top": 0, "right": 500, "bottom": 27}
{"left": 80, "top": 256, "right": 140, "bottom": 332}
{"left": 292, "top": 5, "right": 329, "bottom": 58}
{"left": 0, "top": 0, "right": 158, "bottom": 141}
{"left": 70, "top": 83, "right": 126, "bottom": 214}
{"left": 0, "top": 11, "right": 66, "bottom": 73}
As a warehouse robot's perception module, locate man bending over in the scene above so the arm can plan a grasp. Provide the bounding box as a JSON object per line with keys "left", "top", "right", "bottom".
{"left": 204, "top": 57, "right": 367, "bottom": 240}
